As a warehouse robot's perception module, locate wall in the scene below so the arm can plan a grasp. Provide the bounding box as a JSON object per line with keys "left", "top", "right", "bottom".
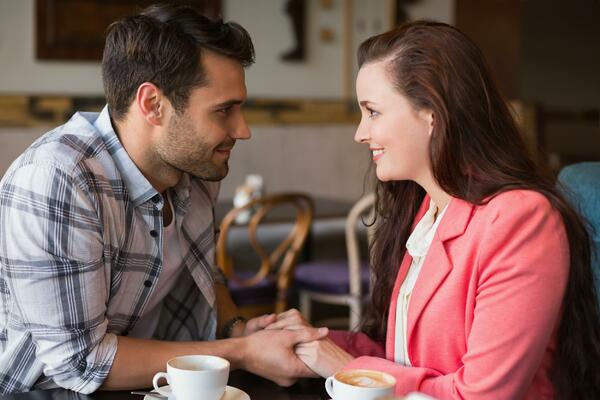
{"left": 0, "top": 0, "right": 454, "bottom": 97}
{"left": 520, "top": 0, "right": 600, "bottom": 109}
{"left": 0, "top": 0, "right": 103, "bottom": 95}
{"left": 220, "top": 124, "right": 371, "bottom": 201}
{"left": 0, "top": 124, "right": 370, "bottom": 201}
{"left": 520, "top": 0, "right": 600, "bottom": 163}
{"left": 0, "top": 0, "right": 454, "bottom": 200}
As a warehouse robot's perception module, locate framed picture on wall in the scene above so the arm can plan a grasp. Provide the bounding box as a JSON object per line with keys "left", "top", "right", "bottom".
{"left": 36, "top": 0, "right": 222, "bottom": 61}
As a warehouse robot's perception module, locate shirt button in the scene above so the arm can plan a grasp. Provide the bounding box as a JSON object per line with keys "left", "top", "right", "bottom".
{"left": 144, "top": 280, "right": 152, "bottom": 287}
{"left": 150, "top": 230, "right": 158, "bottom": 237}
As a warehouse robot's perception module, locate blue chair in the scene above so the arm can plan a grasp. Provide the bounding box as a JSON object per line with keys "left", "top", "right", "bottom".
{"left": 295, "top": 193, "right": 375, "bottom": 330}
{"left": 558, "top": 162, "right": 600, "bottom": 306}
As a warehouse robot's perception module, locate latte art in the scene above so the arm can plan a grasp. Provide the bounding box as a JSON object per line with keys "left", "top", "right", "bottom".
{"left": 336, "top": 370, "right": 394, "bottom": 388}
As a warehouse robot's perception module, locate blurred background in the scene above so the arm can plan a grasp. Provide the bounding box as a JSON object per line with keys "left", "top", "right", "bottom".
{"left": 1, "top": 0, "right": 599, "bottom": 326}
{"left": 0, "top": 0, "right": 600, "bottom": 201}
{"left": 0, "top": 0, "right": 598, "bottom": 203}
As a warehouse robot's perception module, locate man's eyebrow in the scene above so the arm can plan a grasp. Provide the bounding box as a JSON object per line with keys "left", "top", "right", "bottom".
{"left": 213, "top": 99, "right": 245, "bottom": 108}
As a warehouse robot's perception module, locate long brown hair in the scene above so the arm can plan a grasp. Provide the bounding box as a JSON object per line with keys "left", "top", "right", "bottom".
{"left": 358, "top": 21, "right": 600, "bottom": 399}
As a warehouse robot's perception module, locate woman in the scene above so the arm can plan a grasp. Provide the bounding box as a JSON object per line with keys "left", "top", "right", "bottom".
{"left": 270, "top": 21, "right": 600, "bottom": 399}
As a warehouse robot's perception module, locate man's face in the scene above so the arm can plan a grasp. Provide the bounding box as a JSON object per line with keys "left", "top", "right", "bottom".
{"left": 155, "top": 51, "right": 251, "bottom": 181}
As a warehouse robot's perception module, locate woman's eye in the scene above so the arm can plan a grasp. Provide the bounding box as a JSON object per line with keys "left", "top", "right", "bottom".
{"left": 367, "top": 108, "right": 379, "bottom": 118}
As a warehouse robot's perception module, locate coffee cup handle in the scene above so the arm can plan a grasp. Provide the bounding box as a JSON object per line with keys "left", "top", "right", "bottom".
{"left": 152, "top": 372, "right": 171, "bottom": 397}
{"left": 325, "top": 376, "right": 335, "bottom": 399}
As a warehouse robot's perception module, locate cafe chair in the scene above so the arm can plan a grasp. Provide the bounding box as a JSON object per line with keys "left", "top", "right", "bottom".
{"left": 217, "top": 193, "right": 314, "bottom": 318}
{"left": 557, "top": 162, "right": 600, "bottom": 306}
{"left": 294, "top": 192, "right": 375, "bottom": 330}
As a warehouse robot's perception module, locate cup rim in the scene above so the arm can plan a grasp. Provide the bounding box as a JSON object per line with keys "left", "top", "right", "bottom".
{"left": 166, "top": 354, "right": 230, "bottom": 372}
{"left": 333, "top": 369, "right": 396, "bottom": 389}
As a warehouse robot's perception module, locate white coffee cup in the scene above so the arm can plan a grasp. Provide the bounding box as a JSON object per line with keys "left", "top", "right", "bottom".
{"left": 325, "top": 369, "right": 396, "bottom": 400}
{"left": 152, "top": 355, "right": 229, "bottom": 400}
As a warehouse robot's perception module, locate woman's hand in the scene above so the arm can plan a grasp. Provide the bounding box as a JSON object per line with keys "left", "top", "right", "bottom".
{"left": 241, "top": 327, "right": 327, "bottom": 386}
{"left": 265, "top": 308, "right": 313, "bottom": 330}
{"left": 295, "top": 338, "right": 355, "bottom": 378}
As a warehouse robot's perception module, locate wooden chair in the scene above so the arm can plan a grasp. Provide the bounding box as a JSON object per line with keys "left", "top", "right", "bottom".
{"left": 295, "top": 193, "right": 376, "bottom": 330}
{"left": 217, "top": 193, "right": 314, "bottom": 318}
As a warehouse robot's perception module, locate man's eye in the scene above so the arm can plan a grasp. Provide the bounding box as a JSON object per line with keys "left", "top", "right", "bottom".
{"left": 217, "top": 107, "right": 231, "bottom": 114}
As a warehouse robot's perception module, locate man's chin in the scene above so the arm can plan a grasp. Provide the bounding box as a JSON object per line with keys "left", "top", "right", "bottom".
{"left": 192, "top": 164, "right": 228, "bottom": 181}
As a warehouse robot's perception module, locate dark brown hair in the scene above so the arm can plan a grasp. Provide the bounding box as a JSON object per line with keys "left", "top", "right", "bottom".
{"left": 102, "top": 3, "right": 254, "bottom": 121}
{"left": 358, "top": 21, "right": 600, "bottom": 399}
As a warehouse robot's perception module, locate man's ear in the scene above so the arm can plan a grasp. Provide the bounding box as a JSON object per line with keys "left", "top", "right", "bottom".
{"left": 135, "top": 82, "right": 164, "bottom": 126}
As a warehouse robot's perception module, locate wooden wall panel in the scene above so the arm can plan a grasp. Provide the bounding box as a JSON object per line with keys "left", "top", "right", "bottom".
{"left": 455, "top": 0, "right": 521, "bottom": 99}
{"left": 36, "top": 0, "right": 221, "bottom": 61}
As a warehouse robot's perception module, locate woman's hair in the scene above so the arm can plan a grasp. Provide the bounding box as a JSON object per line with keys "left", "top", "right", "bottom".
{"left": 358, "top": 21, "right": 600, "bottom": 399}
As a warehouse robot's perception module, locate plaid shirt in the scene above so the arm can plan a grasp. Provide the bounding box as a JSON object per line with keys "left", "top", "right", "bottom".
{"left": 0, "top": 107, "right": 224, "bottom": 394}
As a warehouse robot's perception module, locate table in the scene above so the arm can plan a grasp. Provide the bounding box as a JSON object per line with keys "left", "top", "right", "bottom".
{"left": 0, "top": 371, "right": 328, "bottom": 400}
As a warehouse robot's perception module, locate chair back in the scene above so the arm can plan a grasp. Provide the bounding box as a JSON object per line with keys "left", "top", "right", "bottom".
{"left": 217, "top": 193, "right": 314, "bottom": 314}
{"left": 346, "top": 193, "right": 376, "bottom": 303}
{"left": 558, "top": 162, "right": 600, "bottom": 305}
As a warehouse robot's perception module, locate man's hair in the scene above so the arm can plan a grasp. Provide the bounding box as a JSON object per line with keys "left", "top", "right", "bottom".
{"left": 102, "top": 3, "right": 254, "bottom": 121}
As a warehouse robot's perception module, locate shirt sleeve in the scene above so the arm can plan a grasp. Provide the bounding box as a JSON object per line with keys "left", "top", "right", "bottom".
{"left": 342, "top": 192, "right": 569, "bottom": 399}
{"left": 1, "top": 162, "right": 118, "bottom": 393}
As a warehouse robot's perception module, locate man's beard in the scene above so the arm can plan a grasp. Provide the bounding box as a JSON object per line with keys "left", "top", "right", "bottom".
{"left": 156, "top": 112, "right": 232, "bottom": 181}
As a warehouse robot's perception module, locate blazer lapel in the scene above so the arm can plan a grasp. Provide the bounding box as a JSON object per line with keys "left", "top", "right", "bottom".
{"left": 406, "top": 197, "right": 475, "bottom": 344}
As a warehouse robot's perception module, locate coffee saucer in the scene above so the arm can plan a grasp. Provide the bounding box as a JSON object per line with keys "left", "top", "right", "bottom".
{"left": 144, "top": 385, "right": 250, "bottom": 400}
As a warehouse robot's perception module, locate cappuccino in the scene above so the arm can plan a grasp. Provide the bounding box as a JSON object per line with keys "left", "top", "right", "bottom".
{"left": 336, "top": 370, "right": 395, "bottom": 388}
{"left": 325, "top": 369, "right": 396, "bottom": 400}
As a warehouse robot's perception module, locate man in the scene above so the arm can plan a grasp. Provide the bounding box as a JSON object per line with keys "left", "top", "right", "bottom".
{"left": 0, "top": 4, "right": 324, "bottom": 394}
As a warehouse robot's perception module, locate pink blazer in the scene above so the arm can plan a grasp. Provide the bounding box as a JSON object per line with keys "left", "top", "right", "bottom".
{"left": 330, "top": 190, "right": 569, "bottom": 399}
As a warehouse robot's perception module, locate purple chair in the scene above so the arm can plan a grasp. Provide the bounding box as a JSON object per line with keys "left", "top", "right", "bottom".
{"left": 295, "top": 193, "right": 375, "bottom": 330}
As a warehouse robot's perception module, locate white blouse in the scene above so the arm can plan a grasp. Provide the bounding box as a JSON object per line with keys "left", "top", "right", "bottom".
{"left": 394, "top": 199, "right": 448, "bottom": 365}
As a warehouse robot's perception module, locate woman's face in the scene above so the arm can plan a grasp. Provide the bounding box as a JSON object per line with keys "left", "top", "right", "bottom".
{"left": 354, "top": 60, "right": 433, "bottom": 184}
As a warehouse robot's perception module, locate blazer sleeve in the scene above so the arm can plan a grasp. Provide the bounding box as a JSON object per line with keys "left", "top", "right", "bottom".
{"left": 328, "top": 330, "right": 385, "bottom": 358}
{"left": 342, "top": 191, "right": 569, "bottom": 399}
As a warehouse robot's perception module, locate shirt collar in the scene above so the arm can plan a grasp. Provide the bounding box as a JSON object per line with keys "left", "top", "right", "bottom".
{"left": 406, "top": 198, "right": 448, "bottom": 258}
{"left": 92, "top": 106, "right": 159, "bottom": 207}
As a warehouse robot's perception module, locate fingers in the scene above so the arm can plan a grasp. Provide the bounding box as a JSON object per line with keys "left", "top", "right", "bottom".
{"left": 288, "top": 326, "right": 329, "bottom": 346}
{"left": 255, "top": 313, "right": 277, "bottom": 328}
{"left": 245, "top": 313, "right": 277, "bottom": 334}
{"left": 266, "top": 308, "right": 310, "bottom": 330}
{"left": 276, "top": 308, "right": 302, "bottom": 320}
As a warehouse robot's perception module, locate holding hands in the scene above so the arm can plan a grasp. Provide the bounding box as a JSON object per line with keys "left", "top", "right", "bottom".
{"left": 265, "top": 309, "right": 355, "bottom": 378}
{"left": 237, "top": 308, "right": 354, "bottom": 385}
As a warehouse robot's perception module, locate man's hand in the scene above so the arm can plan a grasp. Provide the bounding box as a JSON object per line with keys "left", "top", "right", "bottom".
{"left": 241, "top": 313, "right": 277, "bottom": 336}
{"left": 295, "top": 338, "right": 355, "bottom": 378}
{"left": 240, "top": 326, "right": 328, "bottom": 386}
{"left": 265, "top": 308, "right": 313, "bottom": 331}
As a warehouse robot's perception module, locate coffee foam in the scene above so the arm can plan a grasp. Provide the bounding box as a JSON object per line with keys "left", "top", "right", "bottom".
{"left": 336, "top": 370, "right": 393, "bottom": 388}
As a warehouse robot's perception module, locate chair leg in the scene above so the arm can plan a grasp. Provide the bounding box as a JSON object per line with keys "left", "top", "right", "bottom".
{"left": 300, "top": 291, "right": 312, "bottom": 323}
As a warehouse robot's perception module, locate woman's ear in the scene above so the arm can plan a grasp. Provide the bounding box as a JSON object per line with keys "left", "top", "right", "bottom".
{"left": 419, "top": 109, "right": 435, "bottom": 136}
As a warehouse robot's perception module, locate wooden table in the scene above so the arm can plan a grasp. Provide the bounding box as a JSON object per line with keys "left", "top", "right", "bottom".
{"left": 0, "top": 371, "right": 328, "bottom": 400}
